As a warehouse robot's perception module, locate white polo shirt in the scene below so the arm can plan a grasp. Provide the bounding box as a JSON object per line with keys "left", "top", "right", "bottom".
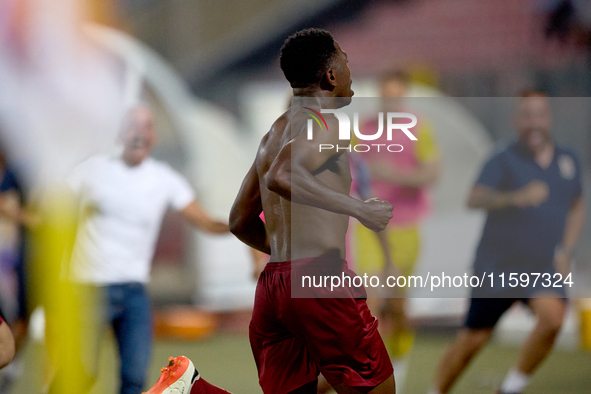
{"left": 68, "top": 155, "right": 195, "bottom": 284}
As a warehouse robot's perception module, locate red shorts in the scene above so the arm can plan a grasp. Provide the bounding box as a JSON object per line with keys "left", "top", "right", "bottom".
{"left": 249, "top": 257, "right": 393, "bottom": 394}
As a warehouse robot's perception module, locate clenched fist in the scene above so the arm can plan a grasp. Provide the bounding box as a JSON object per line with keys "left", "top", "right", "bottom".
{"left": 356, "top": 197, "right": 393, "bottom": 232}
{"left": 512, "top": 180, "right": 549, "bottom": 208}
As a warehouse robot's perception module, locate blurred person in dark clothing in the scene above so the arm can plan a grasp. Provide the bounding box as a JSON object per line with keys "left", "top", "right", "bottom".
{"left": 430, "top": 92, "right": 585, "bottom": 394}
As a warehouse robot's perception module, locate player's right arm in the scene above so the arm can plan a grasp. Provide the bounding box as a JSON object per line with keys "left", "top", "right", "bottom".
{"left": 229, "top": 162, "right": 270, "bottom": 255}
{"left": 265, "top": 117, "right": 392, "bottom": 232}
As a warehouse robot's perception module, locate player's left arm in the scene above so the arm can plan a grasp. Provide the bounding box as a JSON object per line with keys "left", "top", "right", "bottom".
{"left": 179, "top": 201, "right": 230, "bottom": 234}
{"left": 554, "top": 196, "right": 586, "bottom": 276}
{"left": 229, "top": 162, "right": 270, "bottom": 255}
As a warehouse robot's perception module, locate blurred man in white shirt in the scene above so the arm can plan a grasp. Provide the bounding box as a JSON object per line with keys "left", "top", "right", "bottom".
{"left": 56, "top": 106, "right": 229, "bottom": 394}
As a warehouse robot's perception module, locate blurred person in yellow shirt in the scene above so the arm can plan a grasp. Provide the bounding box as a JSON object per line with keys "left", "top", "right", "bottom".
{"left": 352, "top": 70, "right": 441, "bottom": 391}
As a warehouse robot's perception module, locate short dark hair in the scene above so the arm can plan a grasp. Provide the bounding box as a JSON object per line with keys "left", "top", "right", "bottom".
{"left": 280, "top": 28, "right": 338, "bottom": 87}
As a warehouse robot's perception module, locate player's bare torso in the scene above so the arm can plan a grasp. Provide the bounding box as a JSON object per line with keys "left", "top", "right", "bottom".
{"left": 256, "top": 108, "right": 351, "bottom": 262}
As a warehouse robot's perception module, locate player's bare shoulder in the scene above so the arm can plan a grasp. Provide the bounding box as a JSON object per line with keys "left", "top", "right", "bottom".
{"left": 255, "top": 110, "right": 290, "bottom": 175}
{"left": 290, "top": 106, "right": 348, "bottom": 150}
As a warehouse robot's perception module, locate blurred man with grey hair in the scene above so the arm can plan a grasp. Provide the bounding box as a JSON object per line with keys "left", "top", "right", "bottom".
{"left": 53, "top": 105, "right": 229, "bottom": 394}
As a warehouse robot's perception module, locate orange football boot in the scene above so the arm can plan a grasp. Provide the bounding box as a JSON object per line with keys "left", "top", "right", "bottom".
{"left": 144, "top": 356, "right": 198, "bottom": 394}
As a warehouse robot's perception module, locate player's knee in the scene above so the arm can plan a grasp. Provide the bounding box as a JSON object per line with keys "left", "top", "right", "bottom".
{"left": 539, "top": 311, "right": 564, "bottom": 334}
{"left": 0, "top": 337, "right": 15, "bottom": 369}
{"left": 462, "top": 328, "right": 491, "bottom": 351}
{"left": 0, "top": 326, "right": 15, "bottom": 369}
{"left": 0, "top": 348, "right": 14, "bottom": 369}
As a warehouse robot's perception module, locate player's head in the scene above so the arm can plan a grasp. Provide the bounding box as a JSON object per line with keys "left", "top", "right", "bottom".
{"left": 514, "top": 90, "right": 552, "bottom": 154}
{"left": 280, "top": 28, "right": 353, "bottom": 99}
{"left": 119, "top": 105, "right": 157, "bottom": 166}
{"left": 379, "top": 69, "right": 409, "bottom": 98}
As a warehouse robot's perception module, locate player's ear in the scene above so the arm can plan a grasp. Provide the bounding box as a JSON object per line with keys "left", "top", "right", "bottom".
{"left": 319, "top": 67, "right": 337, "bottom": 92}
{"left": 325, "top": 68, "right": 338, "bottom": 88}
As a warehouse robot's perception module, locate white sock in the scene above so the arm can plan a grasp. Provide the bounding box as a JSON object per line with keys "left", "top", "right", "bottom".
{"left": 392, "top": 358, "right": 408, "bottom": 393}
{"left": 500, "top": 369, "right": 530, "bottom": 393}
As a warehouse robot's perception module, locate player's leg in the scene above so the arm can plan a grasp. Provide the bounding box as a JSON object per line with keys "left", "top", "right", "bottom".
{"left": 287, "top": 380, "right": 318, "bottom": 394}
{"left": 385, "top": 227, "right": 419, "bottom": 340}
{"left": 250, "top": 305, "right": 319, "bottom": 394}
{"left": 0, "top": 316, "right": 15, "bottom": 369}
{"left": 145, "top": 277, "right": 305, "bottom": 394}
{"left": 144, "top": 356, "right": 233, "bottom": 394}
{"left": 109, "top": 283, "right": 153, "bottom": 394}
{"left": 316, "top": 373, "right": 333, "bottom": 394}
{"left": 382, "top": 227, "right": 419, "bottom": 393}
{"left": 382, "top": 298, "right": 411, "bottom": 391}
{"left": 12, "top": 232, "right": 29, "bottom": 355}
{"left": 516, "top": 297, "right": 565, "bottom": 373}
{"left": 432, "top": 327, "right": 492, "bottom": 393}
{"left": 430, "top": 298, "right": 515, "bottom": 394}
{"left": 293, "top": 294, "right": 393, "bottom": 394}
{"left": 360, "top": 227, "right": 417, "bottom": 360}
{"left": 144, "top": 356, "right": 312, "bottom": 394}
{"left": 498, "top": 297, "right": 566, "bottom": 393}
{"left": 353, "top": 222, "right": 387, "bottom": 316}
{"left": 0, "top": 235, "right": 29, "bottom": 392}
{"left": 383, "top": 298, "right": 411, "bottom": 353}
{"left": 250, "top": 262, "right": 322, "bottom": 394}
{"left": 353, "top": 224, "right": 402, "bottom": 358}
{"left": 332, "top": 374, "right": 395, "bottom": 394}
